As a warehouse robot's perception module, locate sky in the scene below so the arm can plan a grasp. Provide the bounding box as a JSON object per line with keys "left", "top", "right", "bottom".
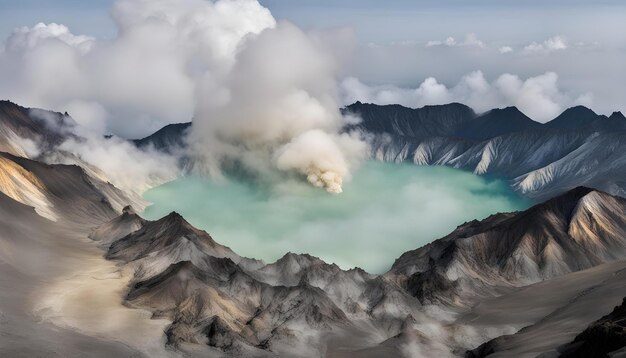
{"left": 2, "top": 1, "right": 625, "bottom": 45}
{"left": 0, "top": 0, "right": 624, "bottom": 137}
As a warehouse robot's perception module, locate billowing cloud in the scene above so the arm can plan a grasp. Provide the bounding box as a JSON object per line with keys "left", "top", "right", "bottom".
{"left": 498, "top": 46, "right": 513, "bottom": 54}
{"left": 425, "top": 33, "right": 484, "bottom": 48}
{"left": 523, "top": 35, "right": 567, "bottom": 54}
{"left": 340, "top": 71, "right": 592, "bottom": 122}
{"left": 5, "top": 22, "right": 95, "bottom": 54}
{"left": 426, "top": 36, "right": 456, "bottom": 47}
{"left": 0, "top": 0, "right": 276, "bottom": 138}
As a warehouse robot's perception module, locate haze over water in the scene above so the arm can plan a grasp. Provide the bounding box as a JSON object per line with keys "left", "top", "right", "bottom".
{"left": 143, "top": 162, "right": 529, "bottom": 273}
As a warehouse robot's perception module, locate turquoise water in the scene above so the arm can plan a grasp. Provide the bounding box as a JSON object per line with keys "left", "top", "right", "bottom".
{"left": 143, "top": 162, "right": 530, "bottom": 273}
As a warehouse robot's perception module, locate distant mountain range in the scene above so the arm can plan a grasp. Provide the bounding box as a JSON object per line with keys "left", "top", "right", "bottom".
{"left": 345, "top": 102, "right": 626, "bottom": 138}
{"left": 344, "top": 102, "right": 626, "bottom": 200}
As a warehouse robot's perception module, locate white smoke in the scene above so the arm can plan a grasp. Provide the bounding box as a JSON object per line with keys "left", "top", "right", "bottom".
{"left": 56, "top": 135, "right": 180, "bottom": 195}
{"left": 189, "top": 21, "right": 366, "bottom": 193}
{"left": 275, "top": 130, "right": 367, "bottom": 193}
{"left": 0, "top": 0, "right": 367, "bottom": 193}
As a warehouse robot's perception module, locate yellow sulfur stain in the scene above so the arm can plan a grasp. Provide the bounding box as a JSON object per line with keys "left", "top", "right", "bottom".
{"left": 0, "top": 157, "right": 56, "bottom": 221}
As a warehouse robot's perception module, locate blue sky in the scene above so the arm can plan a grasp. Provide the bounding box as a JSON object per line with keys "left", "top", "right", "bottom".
{"left": 2, "top": 0, "right": 625, "bottom": 44}
{"left": 0, "top": 0, "right": 113, "bottom": 39}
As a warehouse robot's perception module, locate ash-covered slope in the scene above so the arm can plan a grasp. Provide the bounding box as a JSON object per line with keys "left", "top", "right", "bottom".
{"left": 463, "top": 260, "right": 626, "bottom": 358}
{"left": 0, "top": 151, "right": 139, "bottom": 226}
{"left": 388, "top": 187, "right": 626, "bottom": 306}
{"left": 0, "top": 152, "right": 168, "bottom": 357}
{"left": 0, "top": 192, "right": 148, "bottom": 358}
{"left": 558, "top": 296, "right": 626, "bottom": 358}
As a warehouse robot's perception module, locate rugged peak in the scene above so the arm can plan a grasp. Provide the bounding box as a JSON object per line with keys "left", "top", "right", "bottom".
{"left": 106, "top": 211, "right": 238, "bottom": 264}
{"left": 545, "top": 106, "right": 599, "bottom": 129}
{"left": 487, "top": 106, "right": 536, "bottom": 122}
{"left": 273, "top": 252, "right": 341, "bottom": 272}
{"left": 499, "top": 186, "right": 597, "bottom": 229}
{"left": 609, "top": 111, "right": 626, "bottom": 121}
{"left": 154, "top": 211, "right": 196, "bottom": 231}
{"left": 165, "top": 211, "right": 184, "bottom": 220}
{"left": 531, "top": 186, "right": 596, "bottom": 211}
{"left": 561, "top": 105, "right": 596, "bottom": 116}
{"left": 454, "top": 105, "right": 540, "bottom": 140}
{"left": 280, "top": 251, "right": 316, "bottom": 262}
{"left": 90, "top": 205, "right": 146, "bottom": 245}
{"left": 498, "top": 106, "right": 521, "bottom": 113}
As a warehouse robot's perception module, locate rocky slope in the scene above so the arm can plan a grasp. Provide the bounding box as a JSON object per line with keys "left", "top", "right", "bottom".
{"left": 0, "top": 100, "right": 73, "bottom": 157}
{"left": 463, "top": 260, "right": 626, "bottom": 358}
{"left": 0, "top": 151, "right": 141, "bottom": 226}
{"left": 389, "top": 187, "right": 626, "bottom": 307}
{"left": 0, "top": 100, "right": 168, "bottom": 207}
{"left": 0, "top": 157, "right": 163, "bottom": 357}
{"left": 97, "top": 208, "right": 458, "bottom": 356}
{"left": 558, "top": 296, "right": 626, "bottom": 357}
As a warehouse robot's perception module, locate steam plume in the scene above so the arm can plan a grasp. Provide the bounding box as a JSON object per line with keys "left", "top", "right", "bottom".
{"left": 0, "top": 0, "right": 367, "bottom": 193}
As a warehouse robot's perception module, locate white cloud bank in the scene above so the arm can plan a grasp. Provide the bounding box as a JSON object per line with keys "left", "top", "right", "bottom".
{"left": 340, "top": 71, "right": 592, "bottom": 122}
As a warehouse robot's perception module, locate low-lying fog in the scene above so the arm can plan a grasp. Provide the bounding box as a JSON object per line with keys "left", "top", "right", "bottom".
{"left": 144, "top": 162, "right": 529, "bottom": 273}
